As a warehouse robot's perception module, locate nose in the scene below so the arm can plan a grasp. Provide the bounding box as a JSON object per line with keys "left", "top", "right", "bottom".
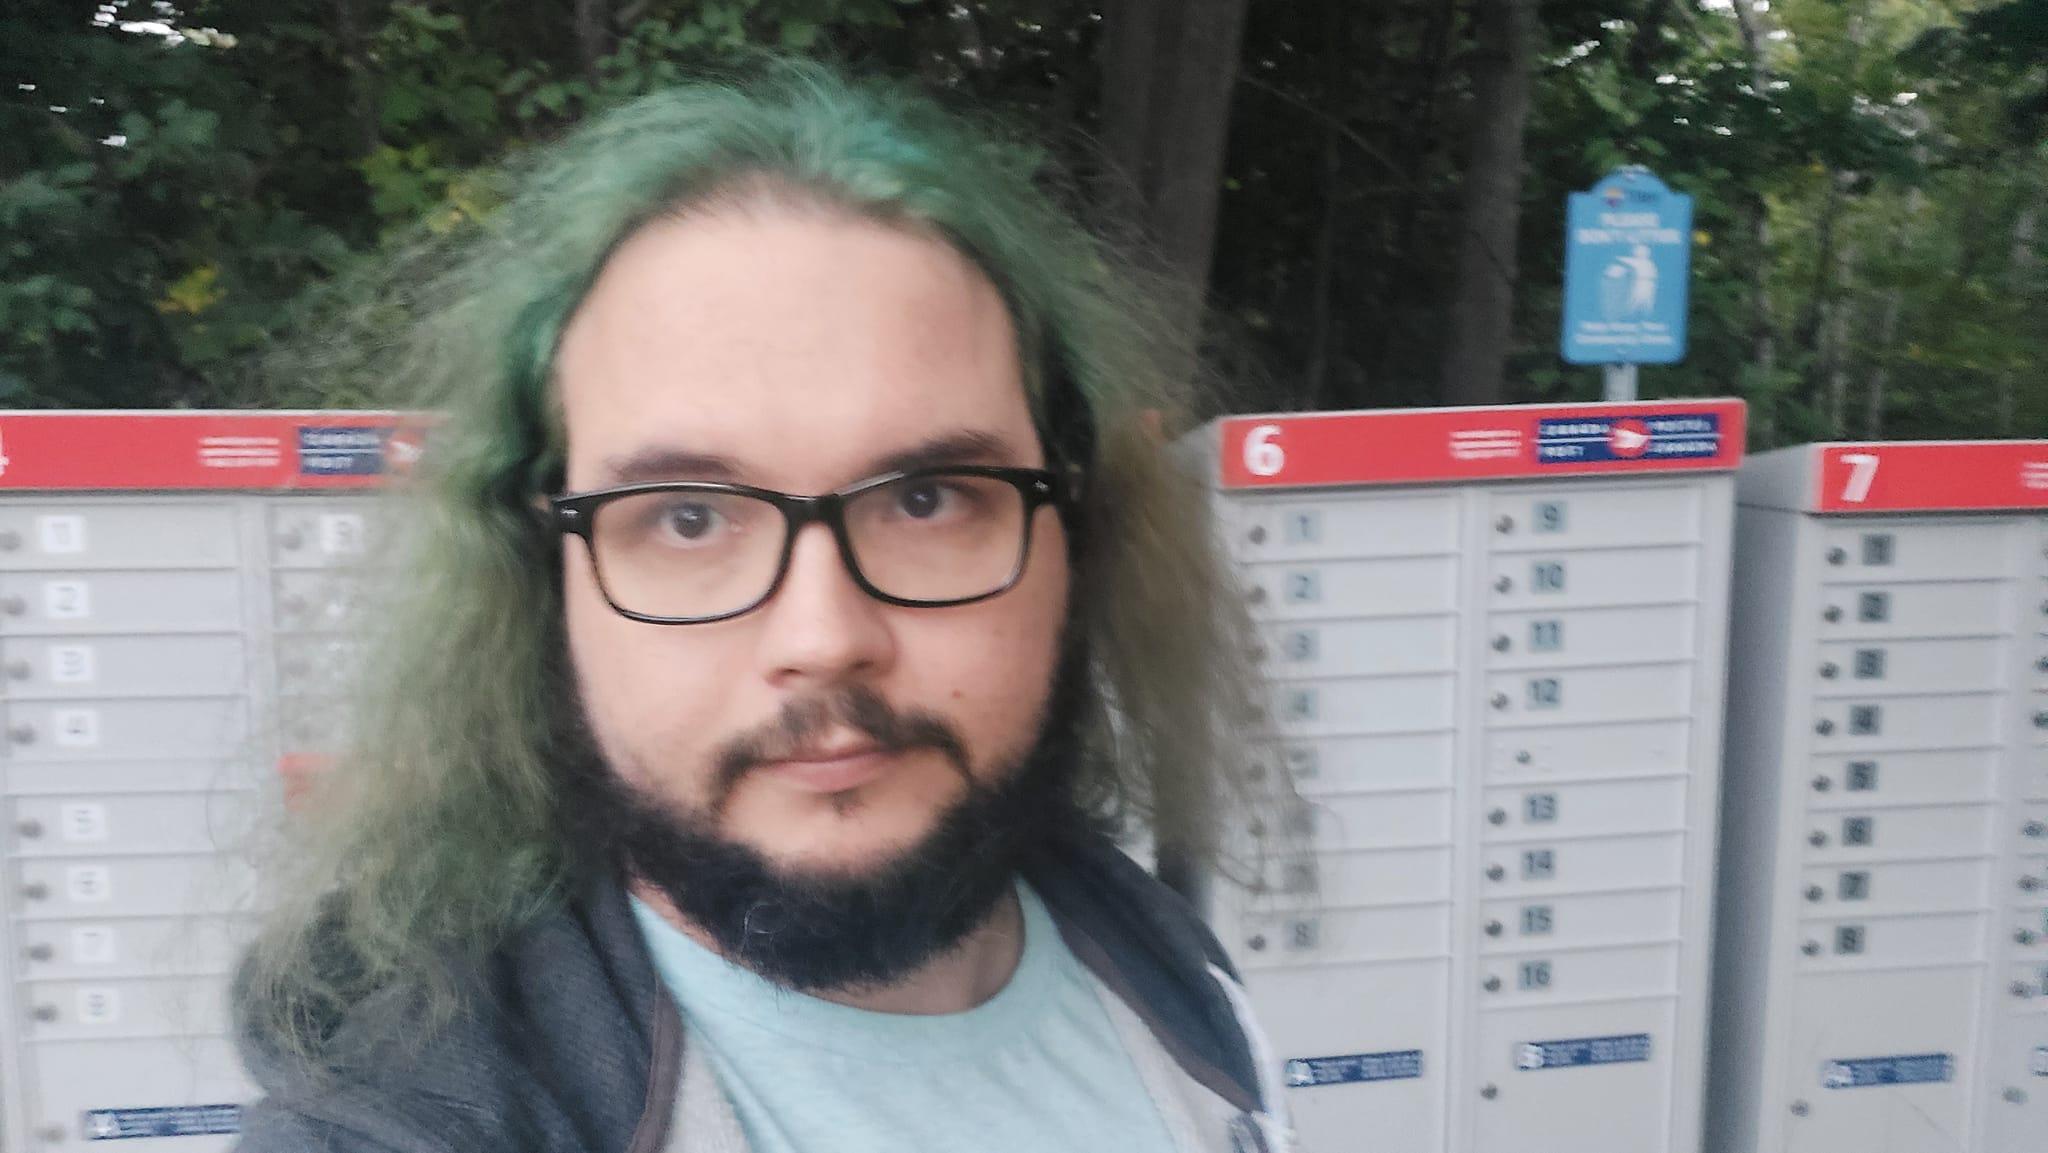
{"left": 753, "top": 521, "right": 896, "bottom": 688}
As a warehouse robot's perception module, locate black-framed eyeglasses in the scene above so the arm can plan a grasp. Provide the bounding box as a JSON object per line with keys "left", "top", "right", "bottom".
{"left": 549, "top": 466, "right": 1070, "bottom": 624}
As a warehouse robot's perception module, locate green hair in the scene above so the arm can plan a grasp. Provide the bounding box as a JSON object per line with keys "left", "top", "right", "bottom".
{"left": 242, "top": 59, "right": 1272, "bottom": 1067}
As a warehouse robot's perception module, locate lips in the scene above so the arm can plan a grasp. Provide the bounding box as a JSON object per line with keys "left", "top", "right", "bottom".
{"left": 755, "top": 736, "right": 897, "bottom": 795}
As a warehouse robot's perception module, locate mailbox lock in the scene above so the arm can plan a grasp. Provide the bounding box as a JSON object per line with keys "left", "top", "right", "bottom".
{"left": 2034, "top": 712, "right": 2048, "bottom": 731}
{"left": 278, "top": 527, "right": 305, "bottom": 551}
{"left": 1, "top": 595, "right": 25, "bottom": 617}
{"left": 31, "top": 1003, "right": 57, "bottom": 1023}
{"left": 1815, "top": 719, "right": 1835, "bottom": 736}
{"left": 1245, "top": 586, "right": 1267, "bottom": 606}
{"left": 1484, "top": 920, "right": 1504, "bottom": 937}
{"left": 2024, "top": 821, "right": 2047, "bottom": 839}
{"left": 35, "top": 1124, "right": 64, "bottom": 1143}
{"left": 2017, "top": 929, "right": 2038, "bottom": 946}
{"left": 8, "top": 723, "right": 35, "bottom": 745}
{"left": 1811, "top": 775, "right": 1833, "bottom": 793}
{"left": 2005, "top": 1087, "right": 2029, "bottom": 1105}
{"left": 1823, "top": 606, "right": 1843, "bottom": 623}
{"left": 2021, "top": 876, "right": 2042, "bottom": 892}
{"left": 1479, "top": 1084, "right": 1499, "bottom": 1100}
{"left": 1491, "top": 634, "right": 1511, "bottom": 653}
{"left": 1486, "top": 864, "right": 1507, "bottom": 882}
{"left": 21, "top": 882, "right": 48, "bottom": 901}
{"left": 1482, "top": 976, "right": 1502, "bottom": 993}
{"left": 1808, "top": 831, "right": 1828, "bottom": 848}
{"left": 3, "top": 659, "right": 29, "bottom": 681}
{"left": 1514, "top": 750, "right": 1533, "bottom": 765}
{"left": 1789, "top": 1100, "right": 1810, "bottom": 1118}
{"left": 1826, "top": 547, "right": 1847, "bottom": 566}
{"left": 1488, "top": 808, "right": 1508, "bottom": 826}
{"left": 2013, "top": 981, "right": 2033, "bottom": 999}
{"left": 1490, "top": 692, "right": 1511, "bottom": 711}
{"left": 1494, "top": 515, "right": 1515, "bottom": 534}
{"left": 1819, "top": 662, "right": 1840, "bottom": 679}
{"left": 0, "top": 531, "right": 19, "bottom": 552}
{"left": 2038, "top": 656, "right": 2048, "bottom": 674}
{"left": 1804, "top": 885, "right": 1825, "bottom": 903}
{"left": 1801, "top": 940, "right": 1821, "bottom": 956}
{"left": 16, "top": 819, "right": 42, "bottom": 839}
{"left": 1245, "top": 526, "right": 1267, "bottom": 546}
{"left": 1493, "top": 576, "right": 1513, "bottom": 594}
{"left": 1246, "top": 934, "right": 1268, "bottom": 952}
{"left": 25, "top": 943, "right": 52, "bottom": 962}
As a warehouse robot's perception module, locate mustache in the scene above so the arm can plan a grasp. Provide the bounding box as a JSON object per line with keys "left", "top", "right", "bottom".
{"left": 708, "top": 685, "right": 969, "bottom": 810}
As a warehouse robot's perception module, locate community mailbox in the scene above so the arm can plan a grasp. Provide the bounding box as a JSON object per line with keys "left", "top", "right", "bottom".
{"left": 1562, "top": 168, "right": 1694, "bottom": 366}
{"left": 0, "top": 411, "right": 408, "bottom": 1151}
{"left": 1191, "top": 399, "right": 1743, "bottom": 1153}
{"left": 1711, "top": 441, "right": 2048, "bottom": 1153}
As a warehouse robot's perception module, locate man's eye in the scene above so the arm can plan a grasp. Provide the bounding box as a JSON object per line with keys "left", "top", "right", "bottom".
{"left": 897, "top": 482, "right": 949, "bottom": 519}
{"left": 659, "top": 502, "right": 722, "bottom": 541}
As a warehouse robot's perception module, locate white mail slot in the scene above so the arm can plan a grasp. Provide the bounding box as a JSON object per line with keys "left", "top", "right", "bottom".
{"left": 0, "top": 503, "right": 239, "bottom": 570}
{"left": 0, "top": 570, "right": 242, "bottom": 635}
{"left": 1818, "top": 521, "right": 2020, "bottom": 584}
{"left": 1237, "top": 903, "right": 1452, "bottom": 968}
{"left": 1262, "top": 674, "right": 1456, "bottom": 737}
{"left": 14, "top": 856, "right": 258, "bottom": 920}
{"left": 32, "top": 1037, "right": 253, "bottom": 1152}
{"left": 1480, "top": 776, "right": 1690, "bottom": 842}
{"left": 1981, "top": 1026, "right": 2048, "bottom": 1153}
{"left": 1486, "top": 545, "right": 1700, "bottom": 610}
{"left": 1810, "top": 693, "right": 2003, "bottom": 751}
{"left": 1280, "top": 733, "right": 1456, "bottom": 796}
{"left": 272, "top": 571, "right": 371, "bottom": 634}
{"left": 1248, "top": 959, "right": 1449, "bottom": 1153}
{"left": 1478, "top": 888, "right": 1685, "bottom": 954}
{"left": 15, "top": 915, "right": 254, "bottom": 982}
{"left": 1488, "top": 484, "right": 1703, "bottom": 551}
{"left": 1297, "top": 789, "right": 1456, "bottom": 852}
{"left": 4, "top": 760, "right": 266, "bottom": 798}
{"left": 22, "top": 976, "right": 231, "bottom": 1042}
{"left": 1485, "top": 604, "right": 1698, "bottom": 669}
{"left": 10, "top": 793, "right": 263, "bottom": 859}
{"left": 1796, "top": 858, "right": 1994, "bottom": 917}
{"left": 269, "top": 502, "right": 383, "bottom": 568}
{"left": 1793, "top": 911, "right": 1990, "bottom": 969}
{"left": 1484, "top": 663, "right": 1693, "bottom": 727}
{"left": 1805, "top": 750, "right": 2001, "bottom": 811}
{"left": 1801, "top": 804, "right": 1999, "bottom": 864}
{"left": 1241, "top": 556, "right": 1460, "bottom": 621}
{"left": 1228, "top": 493, "right": 1460, "bottom": 562}
{"left": 1782, "top": 969, "right": 1979, "bottom": 1152}
{"left": 1479, "top": 833, "right": 1686, "bottom": 897}
{"left": 0, "top": 635, "right": 245, "bottom": 700}
{"left": 2, "top": 699, "right": 250, "bottom": 761}
{"left": 1471, "top": 1000, "right": 1677, "bottom": 1153}
{"left": 1811, "top": 636, "right": 2009, "bottom": 698}
{"left": 1475, "top": 942, "right": 1681, "bottom": 1005}
{"left": 1487, "top": 719, "right": 1694, "bottom": 784}
{"left": 1815, "top": 580, "right": 2011, "bottom": 640}
{"left": 1266, "top": 847, "right": 1453, "bottom": 908}
{"left": 1257, "top": 615, "right": 1457, "bottom": 679}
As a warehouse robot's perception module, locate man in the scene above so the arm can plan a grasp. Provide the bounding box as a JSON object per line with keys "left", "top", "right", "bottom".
{"left": 235, "top": 63, "right": 1289, "bottom": 1153}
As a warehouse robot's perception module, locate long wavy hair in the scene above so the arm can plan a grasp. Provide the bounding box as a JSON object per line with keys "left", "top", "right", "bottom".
{"left": 241, "top": 60, "right": 1274, "bottom": 1067}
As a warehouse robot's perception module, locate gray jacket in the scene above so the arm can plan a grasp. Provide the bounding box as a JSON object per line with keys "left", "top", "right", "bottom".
{"left": 234, "top": 832, "right": 1294, "bottom": 1153}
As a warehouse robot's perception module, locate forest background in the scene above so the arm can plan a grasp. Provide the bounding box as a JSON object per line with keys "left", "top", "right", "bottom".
{"left": 4, "top": 0, "right": 2044, "bottom": 445}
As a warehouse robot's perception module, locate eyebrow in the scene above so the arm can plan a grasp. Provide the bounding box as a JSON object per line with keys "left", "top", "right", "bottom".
{"left": 597, "top": 429, "right": 1024, "bottom": 489}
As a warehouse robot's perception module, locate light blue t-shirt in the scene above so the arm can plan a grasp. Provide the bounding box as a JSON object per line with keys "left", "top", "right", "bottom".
{"left": 632, "top": 882, "right": 1180, "bottom": 1153}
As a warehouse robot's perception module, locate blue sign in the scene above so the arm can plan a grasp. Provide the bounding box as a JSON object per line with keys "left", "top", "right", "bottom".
{"left": 1821, "top": 1053, "right": 1955, "bottom": 1089}
{"left": 82, "top": 1105, "right": 242, "bottom": 1141}
{"left": 1517, "top": 1033, "right": 1653, "bottom": 1071}
{"left": 1561, "top": 168, "right": 1693, "bottom": 365}
{"left": 298, "top": 426, "right": 392, "bottom": 476}
{"left": 1536, "top": 412, "right": 1723, "bottom": 464}
{"left": 1283, "top": 1050, "right": 1424, "bottom": 1088}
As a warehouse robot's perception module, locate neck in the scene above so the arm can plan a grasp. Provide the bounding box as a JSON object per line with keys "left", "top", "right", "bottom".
{"left": 630, "top": 878, "right": 1027, "bottom": 1016}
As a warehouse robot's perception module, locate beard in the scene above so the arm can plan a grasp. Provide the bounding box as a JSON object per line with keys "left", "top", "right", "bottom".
{"left": 553, "top": 653, "right": 1091, "bottom": 995}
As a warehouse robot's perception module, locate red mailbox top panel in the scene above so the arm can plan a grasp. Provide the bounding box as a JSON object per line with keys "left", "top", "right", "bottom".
{"left": 0, "top": 411, "right": 423, "bottom": 491}
{"left": 1215, "top": 399, "right": 1746, "bottom": 490}
{"left": 1809, "top": 442, "right": 2048, "bottom": 513}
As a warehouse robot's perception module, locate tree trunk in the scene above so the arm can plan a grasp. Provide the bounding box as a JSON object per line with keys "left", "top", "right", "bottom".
{"left": 1864, "top": 287, "right": 1900, "bottom": 438}
{"left": 1997, "top": 198, "right": 2038, "bottom": 435}
{"left": 1098, "top": 0, "right": 1251, "bottom": 339}
{"left": 1731, "top": 0, "right": 1779, "bottom": 442}
{"left": 1438, "top": 0, "right": 1537, "bottom": 405}
{"left": 572, "top": 0, "right": 613, "bottom": 80}
{"left": 1822, "top": 241, "right": 1856, "bottom": 436}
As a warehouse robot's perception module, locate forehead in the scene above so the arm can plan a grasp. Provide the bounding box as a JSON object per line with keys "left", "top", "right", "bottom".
{"left": 553, "top": 205, "right": 1039, "bottom": 491}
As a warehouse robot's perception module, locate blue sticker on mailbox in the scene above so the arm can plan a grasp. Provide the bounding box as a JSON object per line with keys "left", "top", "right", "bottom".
{"left": 83, "top": 1105, "right": 241, "bottom": 1140}
{"left": 1821, "top": 1053, "right": 1954, "bottom": 1089}
{"left": 1283, "top": 1050, "right": 1424, "bottom": 1087}
{"left": 297, "top": 426, "right": 393, "bottom": 476}
{"left": 2032, "top": 1046, "right": 2048, "bottom": 1076}
{"left": 1535, "top": 413, "right": 1721, "bottom": 465}
{"left": 1517, "top": 1033, "right": 1653, "bottom": 1071}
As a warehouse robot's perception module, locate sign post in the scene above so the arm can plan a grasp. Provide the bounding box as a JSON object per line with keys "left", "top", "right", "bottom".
{"left": 1561, "top": 167, "right": 1694, "bottom": 400}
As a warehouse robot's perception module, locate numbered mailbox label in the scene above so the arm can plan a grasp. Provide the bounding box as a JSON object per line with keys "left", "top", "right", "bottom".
{"left": 35, "top": 515, "right": 87, "bottom": 555}
{"left": 1524, "top": 793, "right": 1559, "bottom": 823}
{"left": 43, "top": 580, "right": 91, "bottom": 621}
{"left": 1526, "top": 677, "right": 1563, "bottom": 710}
{"left": 1842, "top": 816, "right": 1875, "bottom": 847}
{"left": 1533, "top": 501, "right": 1568, "bottom": 534}
{"left": 65, "top": 865, "right": 111, "bottom": 904}
{"left": 1282, "top": 570, "right": 1322, "bottom": 605}
{"left": 53, "top": 708, "right": 100, "bottom": 749}
{"left": 1283, "top": 509, "right": 1322, "bottom": 546}
{"left": 1280, "top": 628, "right": 1320, "bottom": 663}
{"left": 50, "top": 644, "right": 96, "bottom": 685}
{"left": 1845, "top": 761, "right": 1880, "bottom": 792}
{"left": 1281, "top": 686, "right": 1320, "bottom": 724}
{"left": 1860, "top": 533, "right": 1894, "bottom": 567}
{"left": 1522, "top": 848, "right": 1557, "bottom": 881}
{"left": 60, "top": 803, "right": 107, "bottom": 843}
{"left": 74, "top": 986, "right": 120, "bottom": 1026}
{"left": 1519, "top": 959, "right": 1555, "bottom": 990}
{"left": 1520, "top": 904, "right": 1555, "bottom": 936}
{"left": 1853, "top": 648, "right": 1887, "bottom": 680}
{"left": 1282, "top": 746, "right": 1319, "bottom": 781}
{"left": 318, "top": 512, "right": 368, "bottom": 557}
{"left": 71, "top": 926, "right": 115, "bottom": 965}
{"left": 1838, "top": 870, "right": 1872, "bottom": 901}
{"left": 1834, "top": 925, "right": 1866, "bottom": 955}
{"left": 1531, "top": 561, "right": 1568, "bottom": 594}
{"left": 1529, "top": 619, "right": 1564, "bottom": 653}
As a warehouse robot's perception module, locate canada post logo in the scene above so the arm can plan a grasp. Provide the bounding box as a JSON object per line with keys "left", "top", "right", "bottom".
{"left": 1536, "top": 412, "right": 1720, "bottom": 464}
